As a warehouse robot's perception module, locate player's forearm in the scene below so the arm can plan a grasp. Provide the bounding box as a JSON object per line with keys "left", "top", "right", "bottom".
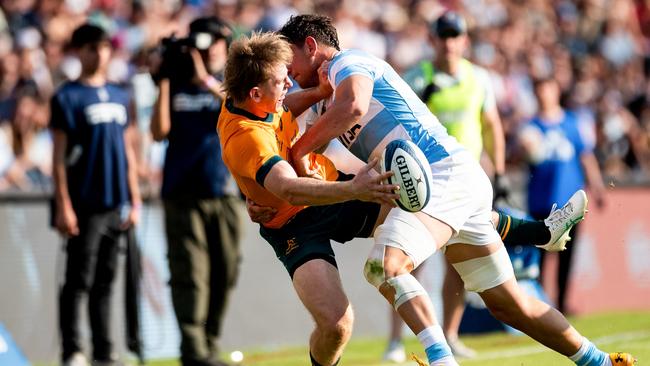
{"left": 292, "top": 102, "right": 361, "bottom": 159}
{"left": 483, "top": 109, "right": 506, "bottom": 175}
{"left": 279, "top": 177, "right": 354, "bottom": 206}
{"left": 284, "top": 87, "right": 328, "bottom": 117}
{"left": 264, "top": 161, "right": 356, "bottom": 205}
{"left": 581, "top": 153, "right": 605, "bottom": 194}
{"left": 150, "top": 79, "right": 171, "bottom": 141}
{"left": 486, "top": 133, "right": 506, "bottom": 175}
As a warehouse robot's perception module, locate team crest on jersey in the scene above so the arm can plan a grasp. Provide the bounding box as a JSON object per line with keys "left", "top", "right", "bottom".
{"left": 285, "top": 238, "right": 299, "bottom": 255}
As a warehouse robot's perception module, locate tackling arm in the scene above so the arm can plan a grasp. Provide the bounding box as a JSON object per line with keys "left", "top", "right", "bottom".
{"left": 290, "top": 75, "right": 373, "bottom": 173}
{"left": 263, "top": 158, "right": 397, "bottom": 207}
{"left": 284, "top": 87, "right": 331, "bottom": 117}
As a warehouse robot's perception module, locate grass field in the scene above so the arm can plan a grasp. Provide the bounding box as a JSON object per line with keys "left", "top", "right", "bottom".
{"left": 146, "top": 311, "right": 650, "bottom": 366}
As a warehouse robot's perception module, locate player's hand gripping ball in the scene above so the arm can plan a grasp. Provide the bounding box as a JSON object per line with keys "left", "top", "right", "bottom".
{"left": 381, "top": 139, "right": 433, "bottom": 212}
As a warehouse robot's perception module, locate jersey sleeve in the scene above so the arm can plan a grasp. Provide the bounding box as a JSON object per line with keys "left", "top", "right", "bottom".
{"left": 473, "top": 65, "right": 497, "bottom": 112}
{"left": 49, "top": 93, "right": 74, "bottom": 133}
{"left": 329, "top": 53, "right": 377, "bottom": 87}
{"left": 224, "top": 127, "right": 284, "bottom": 186}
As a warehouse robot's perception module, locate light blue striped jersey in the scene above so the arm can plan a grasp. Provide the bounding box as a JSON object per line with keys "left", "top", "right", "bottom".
{"left": 327, "top": 49, "right": 464, "bottom": 164}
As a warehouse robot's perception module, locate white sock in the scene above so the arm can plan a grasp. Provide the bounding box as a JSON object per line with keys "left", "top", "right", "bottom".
{"left": 416, "top": 326, "right": 458, "bottom": 366}
{"left": 416, "top": 325, "right": 446, "bottom": 348}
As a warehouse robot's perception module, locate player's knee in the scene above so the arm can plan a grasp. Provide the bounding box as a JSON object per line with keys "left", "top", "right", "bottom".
{"left": 319, "top": 307, "right": 354, "bottom": 345}
{"left": 382, "top": 254, "right": 412, "bottom": 278}
{"left": 364, "top": 243, "right": 414, "bottom": 288}
{"left": 363, "top": 245, "right": 386, "bottom": 288}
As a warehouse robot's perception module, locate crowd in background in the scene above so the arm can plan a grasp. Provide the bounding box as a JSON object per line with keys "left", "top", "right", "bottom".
{"left": 1, "top": 0, "right": 649, "bottom": 195}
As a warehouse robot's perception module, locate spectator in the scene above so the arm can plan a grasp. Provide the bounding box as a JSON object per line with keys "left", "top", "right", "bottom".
{"left": 518, "top": 76, "right": 606, "bottom": 314}
{"left": 51, "top": 23, "right": 140, "bottom": 366}
{"left": 595, "top": 90, "right": 650, "bottom": 181}
{"left": 0, "top": 86, "right": 52, "bottom": 191}
{"left": 150, "top": 16, "right": 242, "bottom": 366}
{"left": 1, "top": 0, "right": 650, "bottom": 193}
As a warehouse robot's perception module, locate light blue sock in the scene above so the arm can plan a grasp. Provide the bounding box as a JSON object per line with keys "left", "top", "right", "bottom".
{"left": 569, "top": 337, "right": 608, "bottom": 366}
{"left": 417, "top": 326, "right": 454, "bottom": 364}
{"left": 424, "top": 343, "right": 454, "bottom": 364}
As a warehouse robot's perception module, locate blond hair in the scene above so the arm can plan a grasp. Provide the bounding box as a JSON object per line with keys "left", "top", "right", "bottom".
{"left": 223, "top": 32, "right": 293, "bottom": 103}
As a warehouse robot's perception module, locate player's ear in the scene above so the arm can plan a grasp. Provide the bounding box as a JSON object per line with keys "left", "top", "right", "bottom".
{"left": 305, "top": 36, "right": 318, "bottom": 55}
{"left": 249, "top": 87, "right": 261, "bottom": 102}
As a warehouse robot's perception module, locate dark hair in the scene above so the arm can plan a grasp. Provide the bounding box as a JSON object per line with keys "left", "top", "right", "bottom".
{"left": 278, "top": 14, "right": 340, "bottom": 51}
{"left": 69, "top": 23, "right": 110, "bottom": 49}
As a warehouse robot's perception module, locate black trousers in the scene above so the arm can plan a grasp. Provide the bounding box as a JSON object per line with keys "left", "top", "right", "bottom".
{"left": 59, "top": 208, "right": 123, "bottom": 361}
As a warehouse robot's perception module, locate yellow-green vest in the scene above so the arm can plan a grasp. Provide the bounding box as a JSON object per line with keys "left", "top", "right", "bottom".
{"left": 421, "top": 59, "right": 484, "bottom": 160}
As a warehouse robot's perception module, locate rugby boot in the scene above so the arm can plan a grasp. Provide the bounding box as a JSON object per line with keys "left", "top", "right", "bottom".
{"left": 609, "top": 352, "right": 636, "bottom": 365}
{"left": 537, "top": 190, "right": 588, "bottom": 252}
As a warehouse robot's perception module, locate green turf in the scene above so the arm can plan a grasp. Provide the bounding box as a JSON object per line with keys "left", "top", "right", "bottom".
{"left": 137, "top": 311, "right": 650, "bottom": 366}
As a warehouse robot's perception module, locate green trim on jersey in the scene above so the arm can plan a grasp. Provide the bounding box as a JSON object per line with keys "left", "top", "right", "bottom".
{"left": 420, "top": 59, "right": 485, "bottom": 160}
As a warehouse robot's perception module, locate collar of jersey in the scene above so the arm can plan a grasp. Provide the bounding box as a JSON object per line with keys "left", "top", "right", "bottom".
{"left": 226, "top": 99, "right": 274, "bottom": 122}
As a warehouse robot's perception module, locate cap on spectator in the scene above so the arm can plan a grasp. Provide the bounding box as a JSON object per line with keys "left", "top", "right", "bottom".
{"left": 189, "top": 16, "right": 232, "bottom": 41}
{"left": 431, "top": 11, "right": 467, "bottom": 38}
{"left": 69, "top": 23, "right": 110, "bottom": 49}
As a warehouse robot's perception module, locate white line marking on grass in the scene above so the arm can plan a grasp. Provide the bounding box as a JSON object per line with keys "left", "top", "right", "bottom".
{"left": 471, "top": 330, "right": 650, "bottom": 361}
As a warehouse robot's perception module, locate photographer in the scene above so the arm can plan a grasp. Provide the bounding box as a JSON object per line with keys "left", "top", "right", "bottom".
{"left": 150, "top": 16, "right": 242, "bottom": 366}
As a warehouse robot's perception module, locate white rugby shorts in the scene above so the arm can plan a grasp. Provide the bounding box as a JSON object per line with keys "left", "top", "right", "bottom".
{"left": 381, "top": 150, "right": 501, "bottom": 267}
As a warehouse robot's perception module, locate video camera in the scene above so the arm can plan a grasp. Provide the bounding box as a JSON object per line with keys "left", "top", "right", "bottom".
{"left": 153, "top": 17, "right": 232, "bottom": 85}
{"left": 153, "top": 33, "right": 213, "bottom": 84}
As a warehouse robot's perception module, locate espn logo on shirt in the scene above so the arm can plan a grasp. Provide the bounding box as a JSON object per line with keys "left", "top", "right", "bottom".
{"left": 84, "top": 103, "right": 127, "bottom": 125}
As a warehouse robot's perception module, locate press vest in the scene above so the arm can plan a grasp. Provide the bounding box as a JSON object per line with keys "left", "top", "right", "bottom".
{"left": 420, "top": 59, "right": 485, "bottom": 160}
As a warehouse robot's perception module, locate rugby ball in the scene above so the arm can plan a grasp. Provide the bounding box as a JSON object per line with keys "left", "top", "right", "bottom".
{"left": 381, "top": 139, "right": 433, "bottom": 212}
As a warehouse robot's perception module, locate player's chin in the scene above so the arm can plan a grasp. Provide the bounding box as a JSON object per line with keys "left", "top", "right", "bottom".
{"left": 294, "top": 75, "right": 314, "bottom": 89}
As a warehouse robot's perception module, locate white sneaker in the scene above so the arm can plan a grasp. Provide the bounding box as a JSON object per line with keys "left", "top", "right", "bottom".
{"left": 537, "top": 190, "right": 588, "bottom": 252}
{"left": 447, "top": 337, "right": 476, "bottom": 359}
{"left": 63, "top": 352, "right": 89, "bottom": 366}
{"left": 382, "top": 340, "right": 406, "bottom": 363}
